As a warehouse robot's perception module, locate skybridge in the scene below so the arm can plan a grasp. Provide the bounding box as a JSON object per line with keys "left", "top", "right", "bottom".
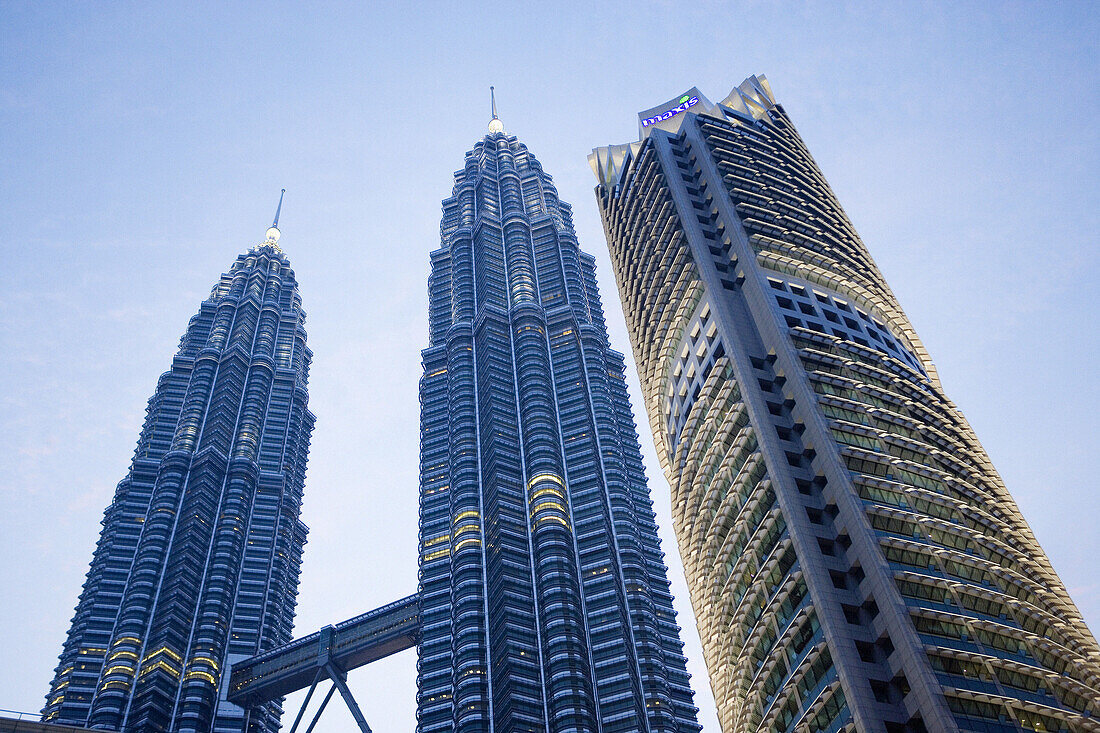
{"left": 227, "top": 593, "right": 419, "bottom": 732}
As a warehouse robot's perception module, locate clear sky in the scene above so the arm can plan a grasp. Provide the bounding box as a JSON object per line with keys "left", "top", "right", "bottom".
{"left": 1, "top": 2, "right": 1097, "bottom": 730}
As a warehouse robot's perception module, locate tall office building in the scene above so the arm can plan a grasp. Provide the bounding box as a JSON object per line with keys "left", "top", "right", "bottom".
{"left": 43, "top": 209, "right": 315, "bottom": 733}
{"left": 415, "top": 100, "right": 700, "bottom": 733}
{"left": 591, "top": 77, "right": 1100, "bottom": 732}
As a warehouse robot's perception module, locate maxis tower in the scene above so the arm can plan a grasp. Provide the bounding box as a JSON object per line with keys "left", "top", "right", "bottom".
{"left": 415, "top": 98, "right": 701, "bottom": 732}
{"left": 591, "top": 77, "right": 1100, "bottom": 732}
{"left": 43, "top": 203, "right": 315, "bottom": 733}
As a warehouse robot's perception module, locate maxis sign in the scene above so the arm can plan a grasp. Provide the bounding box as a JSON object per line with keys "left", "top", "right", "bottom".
{"left": 641, "top": 94, "right": 700, "bottom": 128}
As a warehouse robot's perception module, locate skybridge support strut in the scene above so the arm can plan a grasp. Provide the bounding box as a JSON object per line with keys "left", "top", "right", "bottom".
{"left": 302, "top": 684, "right": 336, "bottom": 733}
{"left": 326, "top": 661, "right": 373, "bottom": 733}
{"left": 287, "top": 668, "right": 324, "bottom": 733}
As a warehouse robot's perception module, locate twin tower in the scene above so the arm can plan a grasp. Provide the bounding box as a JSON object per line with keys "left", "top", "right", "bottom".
{"left": 44, "top": 79, "right": 1100, "bottom": 733}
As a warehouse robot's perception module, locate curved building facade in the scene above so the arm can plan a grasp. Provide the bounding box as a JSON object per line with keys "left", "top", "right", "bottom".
{"left": 591, "top": 77, "right": 1100, "bottom": 732}
{"left": 43, "top": 223, "right": 314, "bottom": 733}
{"left": 416, "top": 111, "right": 700, "bottom": 733}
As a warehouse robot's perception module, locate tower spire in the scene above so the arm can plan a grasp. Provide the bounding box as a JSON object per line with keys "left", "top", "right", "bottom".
{"left": 488, "top": 86, "right": 504, "bottom": 134}
{"left": 264, "top": 189, "right": 284, "bottom": 247}
{"left": 273, "top": 188, "right": 285, "bottom": 228}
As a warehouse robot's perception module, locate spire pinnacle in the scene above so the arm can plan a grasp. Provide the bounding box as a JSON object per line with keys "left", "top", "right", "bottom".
{"left": 488, "top": 86, "right": 504, "bottom": 134}
{"left": 272, "top": 188, "right": 285, "bottom": 228}
{"left": 264, "top": 189, "right": 285, "bottom": 246}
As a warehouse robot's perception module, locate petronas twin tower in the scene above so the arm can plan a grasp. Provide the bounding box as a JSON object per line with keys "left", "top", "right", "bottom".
{"left": 416, "top": 113, "right": 699, "bottom": 732}
{"left": 44, "top": 80, "right": 1099, "bottom": 733}
{"left": 44, "top": 220, "right": 313, "bottom": 733}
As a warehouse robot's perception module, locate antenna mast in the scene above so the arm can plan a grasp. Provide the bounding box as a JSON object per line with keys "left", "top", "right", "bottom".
{"left": 273, "top": 188, "right": 286, "bottom": 228}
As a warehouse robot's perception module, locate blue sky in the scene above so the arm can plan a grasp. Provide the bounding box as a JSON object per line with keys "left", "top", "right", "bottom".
{"left": 1, "top": 2, "right": 1097, "bottom": 729}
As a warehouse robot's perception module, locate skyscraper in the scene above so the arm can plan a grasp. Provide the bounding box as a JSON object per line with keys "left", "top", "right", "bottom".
{"left": 43, "top": 206, "right": 315, "bottom": 733}
{"left": 416, "top": 99, "right": 701, "bottom": 733}
{"left": 591, "top": 77, "right": 1100, "bottom": 732}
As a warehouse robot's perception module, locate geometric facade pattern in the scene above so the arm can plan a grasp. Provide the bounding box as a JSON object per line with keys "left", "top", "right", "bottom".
{"left": 592, "top": 76, "right": 1100, "bottom": 733}
{"left": 416, "top": 111, "right": 701, "bottom": 733}
{"left": 43, "top": 222, "right": 314, "bottom": 733}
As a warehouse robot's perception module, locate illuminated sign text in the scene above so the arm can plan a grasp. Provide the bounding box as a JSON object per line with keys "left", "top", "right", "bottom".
{"left": 641, "top": 95, "right": 700, "bottom": 127}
